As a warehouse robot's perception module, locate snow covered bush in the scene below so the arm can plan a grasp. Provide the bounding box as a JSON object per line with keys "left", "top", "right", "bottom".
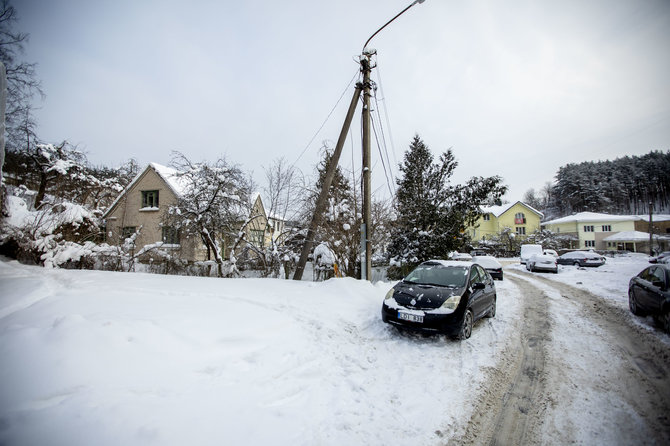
{"left": 0, "top": 186, "right": 102, "bottom": 266}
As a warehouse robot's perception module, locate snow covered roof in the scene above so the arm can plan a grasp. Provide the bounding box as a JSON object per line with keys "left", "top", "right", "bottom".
{"left": 635, "top": 214, "right": 670, "bottom": 222}
{"left": 604, "top": 231, "right": 670, "bottom": 242}
{"left": 544, "top": 212, "right": 642, "bottom": 225}
{"left": 149, "top": 162, "right": 190, "bottom": 197}
{"left": 103, "top": 163, "right": 188, "bottom": 217}
{"left": 480, "top": 201, "right": 544, "bottom": 218}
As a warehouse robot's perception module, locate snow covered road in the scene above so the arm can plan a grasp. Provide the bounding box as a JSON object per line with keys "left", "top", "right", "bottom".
{"left": 1, "top": 255, "right": 669, "bottom": 445}
{"left": 453, "top": 270, "right": 670, "bottom": 445}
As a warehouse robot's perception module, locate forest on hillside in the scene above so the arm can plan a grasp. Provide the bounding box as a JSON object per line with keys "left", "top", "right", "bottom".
{"left": 525, "top": 151, "right": 670, "bottom": 218}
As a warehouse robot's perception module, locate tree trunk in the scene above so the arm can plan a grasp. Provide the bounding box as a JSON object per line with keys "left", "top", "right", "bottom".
{"left": 34, "top": 170, "right": 48, "bottom": 209}
{"left": 201, "top": 229, "right": 224, "bottom": 277}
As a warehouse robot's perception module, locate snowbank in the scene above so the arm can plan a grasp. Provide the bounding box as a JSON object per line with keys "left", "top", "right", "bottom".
{"left": 0, "top": 259, "right": 522, "bottom": 445}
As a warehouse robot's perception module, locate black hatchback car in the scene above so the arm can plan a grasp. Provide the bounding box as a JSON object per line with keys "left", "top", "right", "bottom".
{"left": 381, "top": 260, "right": 497, "bottom": 339}
{"left": 628, "top": 264, "right": 670, "bottom": 333}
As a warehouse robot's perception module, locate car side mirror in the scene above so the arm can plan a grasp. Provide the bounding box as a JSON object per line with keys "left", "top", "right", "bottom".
{"left": 472, "top": 282, "right": 485, "bottom": 290}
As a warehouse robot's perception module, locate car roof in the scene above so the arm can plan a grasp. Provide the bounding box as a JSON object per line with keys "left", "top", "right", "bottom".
{"left": 472, "top": 256, "right": 501, "bottom": 265}
{"left": 422, "top": 259, "right": 473, "bottom": 268}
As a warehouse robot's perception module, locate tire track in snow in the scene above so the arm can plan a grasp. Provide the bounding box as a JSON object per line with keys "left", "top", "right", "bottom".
{"left": 446, "top": 275, "right": 549, "bottom": 446}
{"left": 518, "top": 270, "right": 670, "bottom": 445}
{"left": 453, "top": 269, "right": 670, "bottom": 445}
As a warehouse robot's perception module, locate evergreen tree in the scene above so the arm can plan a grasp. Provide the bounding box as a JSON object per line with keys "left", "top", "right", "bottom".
{"left": 388, "top": 135, "right": 506, "bottom": 267}
{"left": 548, "top": 150, "right": 670, "bottom": 215}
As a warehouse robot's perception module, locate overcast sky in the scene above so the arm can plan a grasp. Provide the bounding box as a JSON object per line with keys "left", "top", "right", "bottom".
{"left": 18, "top": 0, "right": 670, "bottom": 202}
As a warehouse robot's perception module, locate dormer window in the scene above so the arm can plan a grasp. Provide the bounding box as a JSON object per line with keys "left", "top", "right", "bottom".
{"left": 142, "top": 190, "right": 159, "bottom": 209}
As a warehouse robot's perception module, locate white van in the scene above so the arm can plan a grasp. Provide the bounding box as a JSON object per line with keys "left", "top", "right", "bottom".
{"left": 520, "top": 244, "right": 543, "bottom": 265}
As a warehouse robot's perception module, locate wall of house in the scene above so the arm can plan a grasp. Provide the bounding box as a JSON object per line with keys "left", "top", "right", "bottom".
{"left": 580, "top": 220, "right": 636, "bottom": 250}
{"left": 634, "top": 219, "right": 670, "bottom": 235}
{"left": 105, "top": 168, "right": 200, "bottom": 261}
{"left": 221, "top": 196, "right": 270, "bottom": 262}
{"left": 471, "top": 215, "right": 498, "bottom": 241}
{"left": 544, "top": 219, "right": 637, "bottom": 250}
{"left": 471, "top": 203, "right": 542, "bottom": 241}
{"left": 497, "top": 202, "right": 542, "bottom": 236}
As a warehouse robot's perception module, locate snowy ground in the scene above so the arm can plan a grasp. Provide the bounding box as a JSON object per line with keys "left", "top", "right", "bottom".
{"left": 0, "top": 254, "right": 667, "bottom": 445}
{"left": 0, "top": 258, "right": 522, "bottom": 446}
{"left": 507, "top": 252, "right": 670, "bottom": 337}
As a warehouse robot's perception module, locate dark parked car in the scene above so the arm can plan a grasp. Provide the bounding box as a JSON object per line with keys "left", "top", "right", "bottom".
{"left": 381, "top": 260, "right": 496, "bottom": 339}
{"left": 557, "top": 251, "right": 606, "bottom": 267}
{"left": 628, "top": 264, "right": 670, "bottom": 333}
{"left": 473, "top": 255, "right": 504, "bottom": 280}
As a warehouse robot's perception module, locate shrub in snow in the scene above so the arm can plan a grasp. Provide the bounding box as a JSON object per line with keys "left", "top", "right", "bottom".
{"left": 0, "top": 187, "right": 103, "bottom": 266}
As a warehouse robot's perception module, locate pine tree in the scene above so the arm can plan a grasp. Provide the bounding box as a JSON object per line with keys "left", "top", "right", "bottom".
{"left": 388, "top": 135, "right": 506, "bottom": 267}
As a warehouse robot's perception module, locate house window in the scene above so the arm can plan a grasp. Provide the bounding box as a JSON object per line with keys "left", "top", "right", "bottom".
{"left": 584, "top": 225, "right": 594, "bottom": 232}
{"left": 585, "top": 240, "right": 595, "bottom": 248}
{"left": 602, "top": 225, "right": 611, "bottom": 232}
{"left": 162, "top": 227, "right": 180, "bottom": 245}
{"left": 142, "top": 190, "right": 159, "bottom": 208}
{"left": 516, "top": 226, "right": 526, "bottom": 235}
{"left": 249, "top": 229, "right": 264, "bottom": 248}
{"left": 121, "top": 226, "right": 137, "bottom": 240}
{"left": 483, "top": 214, "right": 491, "bottom": 221}
{"left": 514, "top": 212, "right": 526, "bottom": 224}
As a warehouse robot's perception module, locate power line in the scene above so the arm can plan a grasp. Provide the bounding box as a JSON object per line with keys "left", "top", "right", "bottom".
{"left": 374, "top": 64, "right": 399, "bottom": 176}
{"left": 369, "top": 83, "right": 395, "bottom": 198}
{"left": 291, "top": 69, "right": 360, "bottom": 169}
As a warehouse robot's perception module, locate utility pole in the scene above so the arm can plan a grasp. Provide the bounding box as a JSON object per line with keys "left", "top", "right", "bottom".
{"left": 293, "top": 0, "right": 426, "bottom": 281}
{"left": 293, "top": 85, "right": 363, "bottom": 281}
{"left": 649, "top": 202, "right": 654, "bottom": 255}
{"left": 361, "top": 52, "right": 373, "bottom": 280}
{"left": 358, "top": 0, "right": 426, "bottom": 280}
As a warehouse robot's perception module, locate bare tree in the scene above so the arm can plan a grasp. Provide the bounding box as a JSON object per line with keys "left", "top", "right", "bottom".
{"left": 0, "top": 0, "right": 44, "bottom": 152}
{"left": 164, "top": 152, "right": 253, "bottom": 278}
{"left": 261, "top": 157, "right": 307, "bottom": 278}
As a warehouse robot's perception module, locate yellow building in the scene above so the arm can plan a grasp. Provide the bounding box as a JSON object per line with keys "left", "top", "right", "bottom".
{"left": 541, "top": 211, "right": 670, "bottom": 251}
{"left": 469, "top": 201, "right": 544, "bottom": 241}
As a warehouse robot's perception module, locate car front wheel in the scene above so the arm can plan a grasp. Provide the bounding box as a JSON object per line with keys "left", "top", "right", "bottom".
{"left": 628, "top": 289, "right": 644, "bottom": 316}
{"left": 457, "top": 309, "right": 474, "bottom": 340}
{"left": 486, "top": 298, "right": 496, "bottom": 318}
{"left": 661, "top": 310, "right": 670, "bottom": 333}
{"left": 574, "top": 262, "right": 580, "bottom": 267}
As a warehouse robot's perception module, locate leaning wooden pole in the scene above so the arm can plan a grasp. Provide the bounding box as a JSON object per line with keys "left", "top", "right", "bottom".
{"left": 293, "top": 83, "right": 363, "bottom": 280}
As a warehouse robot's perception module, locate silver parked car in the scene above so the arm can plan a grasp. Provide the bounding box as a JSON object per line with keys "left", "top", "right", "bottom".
{"left": 527, "top": 253, "right": 558, "bottom": 273}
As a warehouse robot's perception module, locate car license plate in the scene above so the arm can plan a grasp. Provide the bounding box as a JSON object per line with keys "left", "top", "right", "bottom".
{"left": 398, "top": 311, "right": 423, "bottom": 323}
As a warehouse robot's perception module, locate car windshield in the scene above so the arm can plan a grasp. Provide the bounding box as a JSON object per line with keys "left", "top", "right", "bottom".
{"left": 404, "top": 264, "right": 469, "bottom": 288}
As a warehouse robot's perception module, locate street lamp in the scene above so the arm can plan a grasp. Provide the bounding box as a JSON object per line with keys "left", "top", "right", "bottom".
{"left": 292, "top": 0, "right": 427, "bottom": 282}
{"left": 360, "top": 0, "right": 426, "bottom": 281}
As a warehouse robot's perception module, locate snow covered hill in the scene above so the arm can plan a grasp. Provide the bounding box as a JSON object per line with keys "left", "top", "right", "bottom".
{"left": 0, "top": 259, "right": 522, "bottom": 445}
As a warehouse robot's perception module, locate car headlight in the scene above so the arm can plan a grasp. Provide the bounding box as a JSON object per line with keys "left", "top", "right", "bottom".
{"left": 385, "top": 289, "right": 395, "bottom": 300}
{"left": 441, "top": 295, "right": 462, "bottom": 310}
